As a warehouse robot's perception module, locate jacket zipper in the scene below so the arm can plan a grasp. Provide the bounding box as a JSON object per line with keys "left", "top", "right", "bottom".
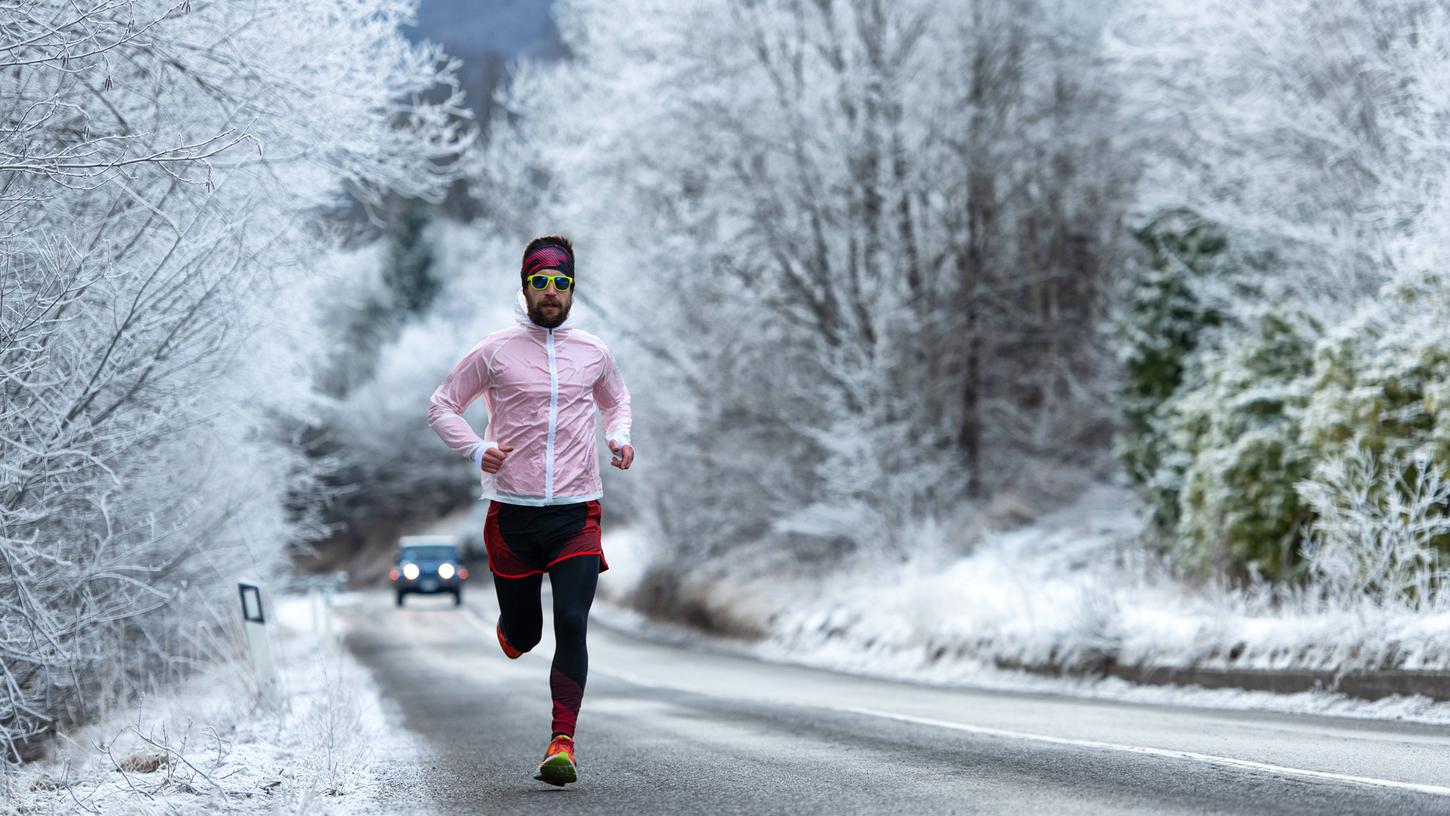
{"left": 544, "top": 327, "right": 559, "bottom": 501}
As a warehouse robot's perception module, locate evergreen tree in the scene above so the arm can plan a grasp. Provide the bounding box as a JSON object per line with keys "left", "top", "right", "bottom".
{"left": 1170, "top": 308, "right": 1321, "bottom": 582}
{"left": 1114, "top": 209, "right": 1227, "bottom": 537}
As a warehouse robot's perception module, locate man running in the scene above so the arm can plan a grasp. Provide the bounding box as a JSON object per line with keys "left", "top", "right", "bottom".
{"left": 426, "top": 235, "right": 634, "bottom": 787}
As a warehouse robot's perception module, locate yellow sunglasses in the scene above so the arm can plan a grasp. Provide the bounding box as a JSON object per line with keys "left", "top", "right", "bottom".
{"left": 527, "top": 273, "right": 574, "bottom": 291}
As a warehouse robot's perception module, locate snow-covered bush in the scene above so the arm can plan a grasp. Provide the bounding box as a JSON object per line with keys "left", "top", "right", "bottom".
{"left": 1298, "top": 443, "right": 1450, "bottom": 610}
{"left": 1165, "top": 308, "right": 1321, "bottom": 581}
{"left": 1303, "top": 288, "right": 1450, "bottom": 471}
{"left": 1, "top": 0, "right": 468, "bottom": 758}
{"left": 1294, "top": 278, "right": 1450, "bottom": 573}
{"left": 1126, "top": 279, "right": 1450, "bottom": 586}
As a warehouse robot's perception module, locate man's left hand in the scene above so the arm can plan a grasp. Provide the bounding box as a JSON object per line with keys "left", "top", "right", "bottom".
{"left": 609, "top": 440, "right": 634, "bottom": 470}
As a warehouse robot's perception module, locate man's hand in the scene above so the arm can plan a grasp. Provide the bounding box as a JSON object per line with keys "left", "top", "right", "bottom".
{"left": 482, "top": 443, "right": 513, "bottom": 473}
{"left": 609, "top": 440, "right": 634, "bottom": 470}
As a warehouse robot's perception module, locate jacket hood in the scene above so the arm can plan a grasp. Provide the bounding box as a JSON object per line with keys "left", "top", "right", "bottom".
{"left": 514, "top": 289, "right": 578, "bottom": 332}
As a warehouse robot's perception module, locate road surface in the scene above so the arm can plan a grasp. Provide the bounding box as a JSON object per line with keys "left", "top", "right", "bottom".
{"left": 340, "top": 589, "right": 1450, "bottom": 815}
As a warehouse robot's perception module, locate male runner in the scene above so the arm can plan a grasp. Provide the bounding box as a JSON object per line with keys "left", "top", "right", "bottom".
{"left": 426, "top": 235, "right": 634, "bottom": 787}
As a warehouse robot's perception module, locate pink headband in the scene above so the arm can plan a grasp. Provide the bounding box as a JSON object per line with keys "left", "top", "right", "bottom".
{"left": 521, "top": 244, "right": 573, "bottom": 279}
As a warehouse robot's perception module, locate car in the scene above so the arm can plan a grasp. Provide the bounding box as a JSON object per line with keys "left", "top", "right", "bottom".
{"left": 390, "top": 535, "right": 469, "bottom": 607}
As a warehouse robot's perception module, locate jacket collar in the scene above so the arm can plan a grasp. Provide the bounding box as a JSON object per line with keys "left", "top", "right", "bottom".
{"left": 513, "top": 289, "right": 577, "bottom": 334}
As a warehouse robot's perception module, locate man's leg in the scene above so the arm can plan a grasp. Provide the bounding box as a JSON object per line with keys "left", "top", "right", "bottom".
{"left": 546, "top": 555, "right": 599, "bottom": 737}
{"left": 492, "top": 572, "right": 544, "bottom": 655}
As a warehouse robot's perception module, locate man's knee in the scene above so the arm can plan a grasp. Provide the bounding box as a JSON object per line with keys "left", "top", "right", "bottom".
{"left": 503, "top": 618, "right": 543, "bottom": 652}
{"left": 553, "top": 609, "right": 589, "bottom": 643}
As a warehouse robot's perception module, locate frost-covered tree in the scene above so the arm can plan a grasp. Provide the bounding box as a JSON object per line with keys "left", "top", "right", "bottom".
{"left": 479, "top": 0, "right": 1132, "bottom": 564}
{"left": 300, "top": 221, "right": 510, "bottom": 565}
{"left": 1110, "top": 0, "right": 1450, "bottom": 322}
{"left": 1114, "top": 209, "right": 1227, "bottom": 525}
{"left": 317, "top": 197, "right": 444, "bottom": 399}
{"left": 0, "top": 0, "right": 468, "bottom": 757}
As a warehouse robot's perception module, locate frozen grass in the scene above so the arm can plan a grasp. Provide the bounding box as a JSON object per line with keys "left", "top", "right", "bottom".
{"left": 1, "top": 592, "right": 420, "bottom": 815}
{"left": 598, "top": 480, "right": 1450, "bottom": 724}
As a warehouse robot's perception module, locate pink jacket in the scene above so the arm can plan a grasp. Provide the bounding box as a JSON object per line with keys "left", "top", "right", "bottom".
{"left": 427, "top": 292, "right": 632, "bottom": 506}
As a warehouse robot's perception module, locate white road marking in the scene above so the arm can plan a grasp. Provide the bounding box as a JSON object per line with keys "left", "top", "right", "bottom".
{"left": 829, "top": 706, "right": 1450, "bottom": 799}
{"left": 592, "top": 664, "right": 1450, "bottom": 799}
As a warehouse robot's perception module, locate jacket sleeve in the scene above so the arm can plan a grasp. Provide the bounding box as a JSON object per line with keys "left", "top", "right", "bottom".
{"left": 593, "top": 346, "right": 633, "bottom": 449}
{"left": 428, "top": 339, "right": 493, "bottom": 466}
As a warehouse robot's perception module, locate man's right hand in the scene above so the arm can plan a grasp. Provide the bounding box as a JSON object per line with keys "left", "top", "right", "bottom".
{"left": 482, "top": 443, "right": 513, "bottom": 473}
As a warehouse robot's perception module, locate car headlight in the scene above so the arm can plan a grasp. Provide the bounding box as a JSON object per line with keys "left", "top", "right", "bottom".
{"left": 438, "top": 563, "right": 456, "bottom": 580}
{"left": 402, "top": 563, "right": 420, "bottom": 580}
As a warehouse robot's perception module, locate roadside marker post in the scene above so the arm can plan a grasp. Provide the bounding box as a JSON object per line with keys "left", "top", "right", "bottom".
{"left": 238, "top": 580, "right": 280, "bottom": 708}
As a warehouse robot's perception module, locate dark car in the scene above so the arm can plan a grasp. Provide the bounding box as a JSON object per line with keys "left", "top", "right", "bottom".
{"left": 390, "top": 536, "right": 469, "bottom": 606}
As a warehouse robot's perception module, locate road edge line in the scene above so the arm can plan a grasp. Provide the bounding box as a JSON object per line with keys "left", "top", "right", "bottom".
{"left": 830, "top": 705, "right": 1450, "bottom": 798}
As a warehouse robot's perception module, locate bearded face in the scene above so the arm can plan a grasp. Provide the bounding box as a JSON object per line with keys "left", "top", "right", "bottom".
{"left": 524, "top": 276, "right": 573, "bottom": 328}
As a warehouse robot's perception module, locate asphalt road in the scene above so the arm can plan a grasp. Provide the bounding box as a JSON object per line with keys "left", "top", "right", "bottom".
{"left": 340, "top": 588, "right": 1450, "bottom": 815}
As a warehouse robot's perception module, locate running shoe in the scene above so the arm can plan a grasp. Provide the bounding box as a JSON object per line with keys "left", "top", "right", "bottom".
{"left": 496, "top": 622, "right": 523, "bottom": 659}
{"left": 534, "top": 734, "right": 577, "bottom": 786}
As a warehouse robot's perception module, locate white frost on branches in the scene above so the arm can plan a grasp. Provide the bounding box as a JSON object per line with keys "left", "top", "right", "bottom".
{"left": 1109, "top": 0, "right": 1450, "bottom": 319}
{"left": 1, "top": 0, "right": 469, "bottom": 759}
{"left": 1298, "top": 444, "right": 1450, "bottom": 611}
{"left": 483, "top": 0, "right": 1129, "bottom": 561}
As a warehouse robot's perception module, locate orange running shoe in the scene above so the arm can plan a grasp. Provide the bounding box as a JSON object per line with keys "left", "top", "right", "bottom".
{"left": 496, "top": 622, "right": 523, "bottom": 659}
{"left": 534, "top": 734, "right": 577, "bottom": 786}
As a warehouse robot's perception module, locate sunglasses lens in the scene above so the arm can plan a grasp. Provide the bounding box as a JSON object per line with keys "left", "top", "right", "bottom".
{"left": 555, "top": 276, "right": 572, "bottom": 291}
{"left": 529, "top": 275, "right": 549, "bottom": 289}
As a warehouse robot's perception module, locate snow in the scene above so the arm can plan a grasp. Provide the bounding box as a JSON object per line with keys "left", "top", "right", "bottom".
{"left": 595, "top": 481, "right": 1450, "bottom": 727}
{"left": 2, "top": 592, "right": 424, "bottom": 815}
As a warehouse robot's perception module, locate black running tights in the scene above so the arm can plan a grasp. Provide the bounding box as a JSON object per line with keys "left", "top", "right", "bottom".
{"left": 493, "top": 554, "right": 599, "bottom": 738}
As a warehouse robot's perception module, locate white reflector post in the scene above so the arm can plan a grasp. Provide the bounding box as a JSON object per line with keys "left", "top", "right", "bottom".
{"left": 238, "top": 580, "right": 279, "bottom": 708}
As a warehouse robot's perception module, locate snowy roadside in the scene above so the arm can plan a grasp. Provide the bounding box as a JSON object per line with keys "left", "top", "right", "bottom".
{"left": 3, "top": 591, "right": 427, "bottom": 816}
{"left": 594, "top": 483, "right": 1450, "bottom": 727}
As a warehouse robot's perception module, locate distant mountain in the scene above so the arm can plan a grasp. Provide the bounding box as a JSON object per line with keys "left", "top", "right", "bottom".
{"left": 408, "top": 0, "right": 567, "bottom": 62}
{"left": 404, "top": 0, "right": 568, "bottom": 217}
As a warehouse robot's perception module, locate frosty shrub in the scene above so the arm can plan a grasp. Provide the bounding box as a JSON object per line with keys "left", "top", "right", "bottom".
{"left": 1130, "top": 284, "right": 1450, "bottom": 587}
{"left": 1114, "top": 209, "right": 1228, "bottom": 536}
{"left": 1302, "top": 289, "right": 1450, "bottom": 476}
{"left": 1298, "top": 443, "right": 1450, "bottom": 609}
{"left": 1, "top": 0, "right": 468, "bottom": 759}
{"left": 1164, "top": 309, "right": 1321, "bottom": 582}
{"left": 1296, "top": 279, "right": 1450, "bottom": 564}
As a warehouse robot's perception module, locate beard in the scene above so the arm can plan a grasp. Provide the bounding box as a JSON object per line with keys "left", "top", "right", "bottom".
{"left": 527, "top": 295, "right": 570, "bottom": 328}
